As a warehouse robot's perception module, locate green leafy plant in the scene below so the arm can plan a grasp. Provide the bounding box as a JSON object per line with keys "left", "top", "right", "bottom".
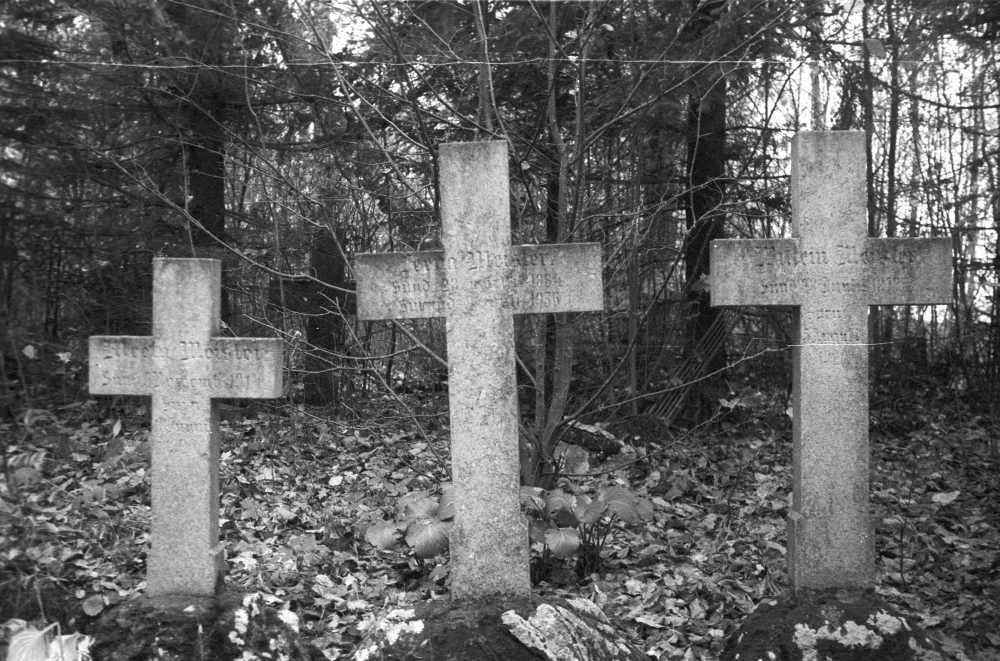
{"left": 2, "top": 619, "right": 93, "bottom": 661}
{"left": 364, "top": 486, "right": 454, "bottom": 560}
{"left": 364, "top": 481, "right": 653, "bottom": 582}
{"left": 521, "top": 484, "right": 654, "bottom": 578}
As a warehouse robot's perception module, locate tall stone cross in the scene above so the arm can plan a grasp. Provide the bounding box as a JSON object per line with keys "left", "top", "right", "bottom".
{"left": 89, "top": 259, "right": 283, "bottom": 599}
{"left": 355, "top": 141, "right": 603, "bottom": 601}
{"left": 711, "top": 131, "right": 951, "bottom": 590}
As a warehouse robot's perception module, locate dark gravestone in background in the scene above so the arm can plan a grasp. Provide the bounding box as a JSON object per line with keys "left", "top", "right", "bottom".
{"left": 269, "top": 228, "right": 354, "bottom": 405}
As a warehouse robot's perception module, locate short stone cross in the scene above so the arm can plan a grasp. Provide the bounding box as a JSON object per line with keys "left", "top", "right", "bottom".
{"left": 355, "top": 141, "right": 603, "bottom": 601}
{"left": 711, "top": 131, "right": 951, "bottom": 590}
{"left": 89, "top": 258, "right": 283, "bottom": 599}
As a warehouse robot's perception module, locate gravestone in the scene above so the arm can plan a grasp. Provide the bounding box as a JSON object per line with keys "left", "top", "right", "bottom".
{"left": 89, "top": 258, "right": 283, "bottom": 600}
{"left": 355, "top": 141, "right": 603, "bottom": 602}
{"left": 711, "top": 131, "right": 951, "bottom": 590}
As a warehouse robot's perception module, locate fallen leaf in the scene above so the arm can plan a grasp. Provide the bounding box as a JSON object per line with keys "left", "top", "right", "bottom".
{"left": 82, "top": 594, "right": 104, "bottom": 617}
{"left": 545, "top": 527, "right": 581, "bottom": 558}
{"left": 930, "top": 490, "right": 960, "bottom": 506}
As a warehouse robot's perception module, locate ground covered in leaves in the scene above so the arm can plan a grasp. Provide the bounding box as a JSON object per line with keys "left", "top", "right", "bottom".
{"left": 1, "top": 384, "right": 998, "bottom": 659}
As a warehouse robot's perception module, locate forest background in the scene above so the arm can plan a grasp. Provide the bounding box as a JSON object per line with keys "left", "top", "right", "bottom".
{"left": 2, "top": 0, "right": 999, "bottom": 659}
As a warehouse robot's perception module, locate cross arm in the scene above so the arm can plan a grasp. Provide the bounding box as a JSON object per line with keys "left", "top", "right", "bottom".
{"left": 514, "top": 243, "right": 603, "bottom": 313}
{"left": 355, "top": 251, "right": 445, "bottom": 320}
{"left": 354, "top": 243, "right": 603, "bottom": 319}
{"left": 710, "top": 238, "right": 803, "bottom": 306}
{"left": 863, "top": 238, "right": 952, "bottom": 305}
{"left": 711, "top": 236, "right": 952, "bottom": 309}
{"left": 89, "top": 336, "right": 156, "bottom": 395}
{"left": 205, "top": 338, "right": 284, "bottom": 398}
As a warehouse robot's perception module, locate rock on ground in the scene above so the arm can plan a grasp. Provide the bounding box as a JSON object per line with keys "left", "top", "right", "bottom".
{"left": 721, "top": 589, "right": 952, "bottom": 661}
{"left": 352, "top": 596, "right": 645, "bottom": 661}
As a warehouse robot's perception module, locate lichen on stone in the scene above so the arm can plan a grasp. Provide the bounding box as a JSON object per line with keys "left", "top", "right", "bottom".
{"left": 385, "top": 608, "right": 417, "bottom": 621}
{"left": 353, "top": 642, "right": 377, "bottom": 661}
{"left": 793, "top": 622, "right": 818, "bottom": 648}
{"left": 565, "top": 597, "right": 609, "bottom": 623}
{"left": 837, "top": 620, "right": 884, "bottom": 647}
{"left": 230, "top": 605, "right": 249, "bottom": 645}
{"left": 793, "top": 618, "right": 886, "bottom": 658}
{"left": 277, "top": 608, "right": 299, "bottom": 634}
{"left": 351, "top": 608, "right": 424, "bottom": 660}
{"left": 242, "top": 592, "right": 263, "bottom": 617}
{"left": 867, "top": 610, "right": 907, "bottom": 635}
{"left": 503, "top": 601, "right": 629, "bottom": 659}
{"left": 379, "top": 609, "right": 424, "bottom": 646}
{"left": 502, "top": 608, "right": 549, "bottom": 653}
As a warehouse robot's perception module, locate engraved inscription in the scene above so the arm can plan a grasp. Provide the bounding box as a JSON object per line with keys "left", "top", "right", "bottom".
{"left": 520, "top": 291, "right": 562, "bottom": 308}
{"left": 91, "top": 341, "right": 277, "bottom": 394}
{"left": 733, "top": 243, "right": 922, "bottom": 270}
{"left": 398, "top": 299, "right": 443, "bottom": 315}
{"left": 356, "top": 243, "right": 601, "bottom": 319}
{"left": 91, "top": 338, "right": 156, "bottom": 392}
{"left": 843, "top": 243, "right": 922, "bottom": 266}
{"left": 757, "top": 275, "right": 913, "bottom": 299}
{"left": 103, "top": 341, "right": 153, "bottom": 360}
{"left": 445, "top": 248, "right": 550, "bottom": 273}
{"left": 387, "top": 259, "right": 440, "bottom": 296}
{"left": 761, "top": 282, "right": 794, "bottom": 296}
{"left": 391, "top": 278, "right": 436, "bottom": 296}
{"left": 97, "top": 371, "right": 157, "bottom": 390}
{"left": 160, "top": 395, "right": 203, "bottom": 409}
{"left": 170, "top": 341, "right": 264, "bottom": 362}
{"left": 730, "top": 244, "right": 829, "bottom": 269}
{"left": 801, "top": 308, "right": 866, "bottom": 344}
{"left": 522, "top": 272, "right": 561, "bottom": 288}
{"left": 446, "top": 283, "right": 516, "bottom": 311}
{"left": 160, "top": 420, "right": 212, "bottom": 434}
{"left": 165, "top": 372, "right": 265, "bottom": 391}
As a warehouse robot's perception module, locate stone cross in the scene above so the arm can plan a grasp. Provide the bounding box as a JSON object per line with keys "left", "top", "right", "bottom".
{"left": 711, "top": 131, "right": 951, "bottom": 590}
{"left": 355, "top": 141, "right": 603, "bottom": 601}
{"left": 89, "top": 258, "right": 283, "bottom": 600}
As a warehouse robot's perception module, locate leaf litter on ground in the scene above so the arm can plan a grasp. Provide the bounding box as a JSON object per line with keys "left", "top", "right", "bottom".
{"left": 1, "top": 389, "right": 997, "bottom": 659}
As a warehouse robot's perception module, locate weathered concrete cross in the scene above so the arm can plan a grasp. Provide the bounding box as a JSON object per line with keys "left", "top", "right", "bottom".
{"left": 355, "top": 141, "right": 603, "bottom": 601}
{"left": 711, "top": 131, "right": 951, "bottom": 590}
{"left": 89, "top": 258, "right": 283, "bottom": 600}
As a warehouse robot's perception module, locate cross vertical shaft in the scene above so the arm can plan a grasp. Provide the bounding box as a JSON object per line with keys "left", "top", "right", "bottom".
{"left": 149, "top": 260, "right": 223, "bottom": 596}
{"left": 790, "top": 133, "right": 873, "bottom": 588}
{"left": 440, "top": 142, "right": 528, "bottom": 600}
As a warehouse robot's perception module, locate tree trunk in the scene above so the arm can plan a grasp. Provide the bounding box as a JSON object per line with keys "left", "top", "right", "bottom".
{"left": 474, "top": 0, "right": 494, "bottom": 136}
{"left": 683, "top": 69, "right": 727, "bottom": 417}
{"left": 186, "top": 109, "right": 227, "bottom": 254}
{"left": 991, "top": 84, "right": 1000, "bottom": 407}
{"left": 302, "top": 229, "right": 349, "bottom": 405}
{"left": 523, "top": 1, "right": 587, "bottom": 487}
{"left": 166, "top": 1, "right": 232, "bottom": 320}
